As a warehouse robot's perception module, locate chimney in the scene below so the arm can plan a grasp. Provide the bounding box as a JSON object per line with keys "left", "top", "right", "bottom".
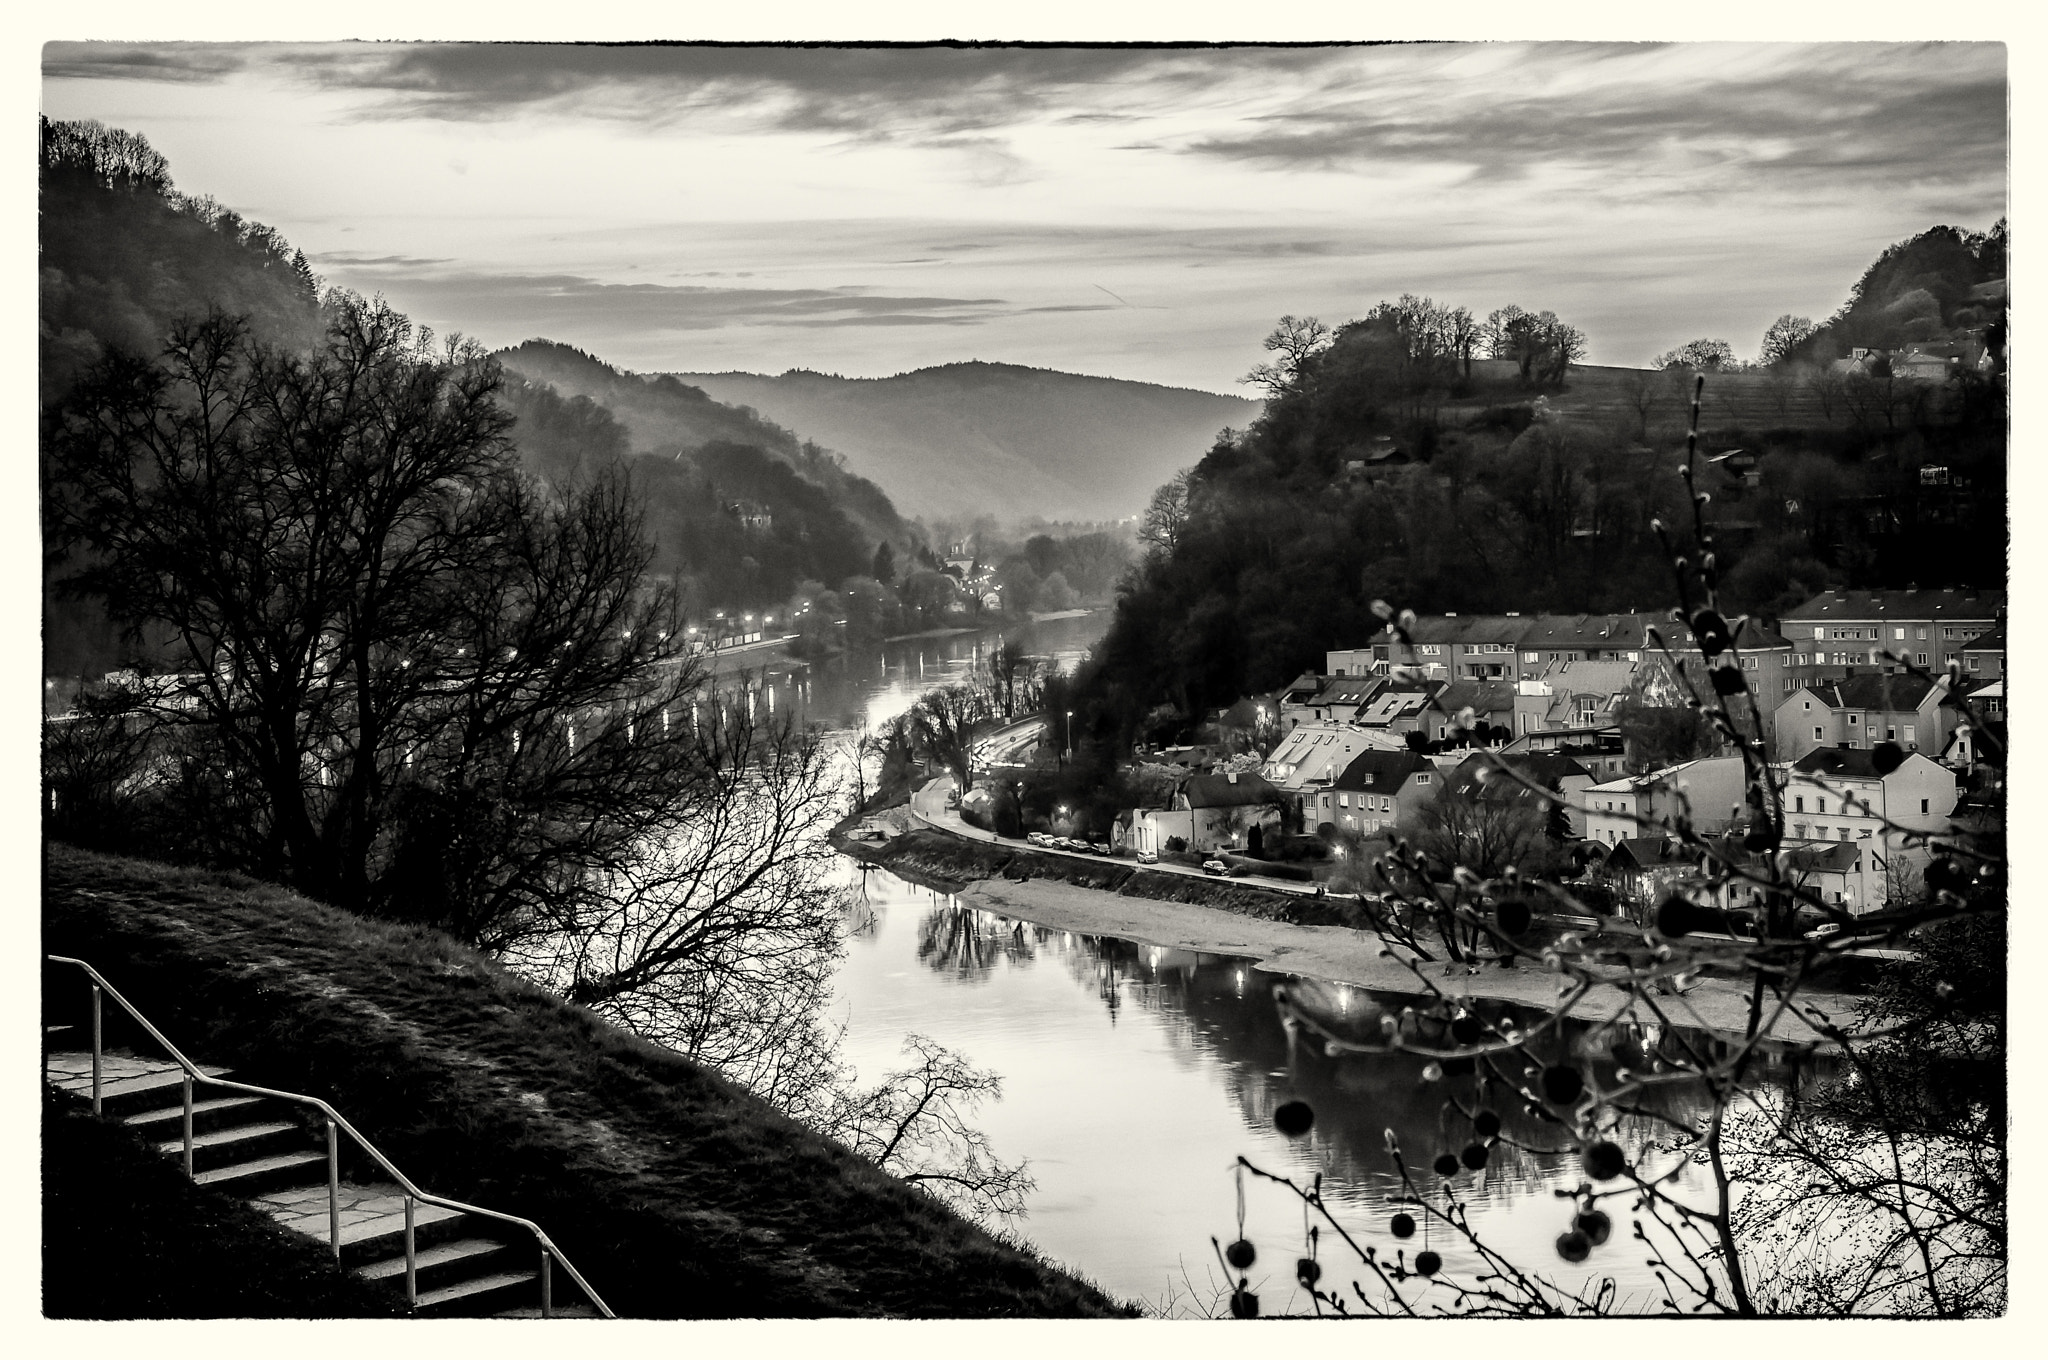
{"left": 1226, "top": 771, "right": 1239, "bottom": 783}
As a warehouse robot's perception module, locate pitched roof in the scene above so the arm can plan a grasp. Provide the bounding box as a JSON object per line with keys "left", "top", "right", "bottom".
{"left": 1396, "top": 615, "right": 1532, "bottom": 646}
{"left": 1181, "top": 771, "right": 1282, "bottom": 807}
{"left": 1516, "top": 613, "right": 1662, "bottom": 649}
{"left": 1801, "top": 674, "right": 1943, "bottom": 711}
{"left": 1604, "top": 837, "right": 1702, "bottom": 870}
{"left": 1782, "top": 589, "right": 2006, "bottom": 622}
{"left": 1784, "top": 841, "right": 1861, "bottom": 873}
{"left": 1311, "top": 676, "right": 1385, "bottom": 707}
{"left": 1331, "top": 750, "right": 1436, "bottom": 792}
{"left": 1278, "top": 671, "right": 1324, "bottom": 702}
{"left": 1962, "top": 624, "right": 2005, "bottom": 652}
{"left": 1539, "top": 657, "right": 1638, "bottom": 697}
{"left": 1446, "top": 752, "right": 1591, "bottom": 800}
{"left": 1435, "top": 678, "right": 1520, "bottom": 716}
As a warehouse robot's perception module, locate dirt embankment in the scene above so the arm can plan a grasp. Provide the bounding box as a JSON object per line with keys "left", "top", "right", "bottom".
{"left": 839, "top": 828, "right": 1374, "bottom": 928}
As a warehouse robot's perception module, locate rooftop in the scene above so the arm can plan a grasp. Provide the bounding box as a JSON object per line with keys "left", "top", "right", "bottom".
{"left": 1782, "top": 588, "right": 2006, "bottom": 621}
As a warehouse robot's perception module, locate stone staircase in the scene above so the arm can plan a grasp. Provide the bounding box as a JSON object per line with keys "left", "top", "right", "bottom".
{"left": 44, "top": 1024, "right": 599, "bottom": 1318}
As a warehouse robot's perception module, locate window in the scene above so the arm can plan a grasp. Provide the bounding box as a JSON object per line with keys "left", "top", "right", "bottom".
{"left": 1886, "top": 725, "right": 1896, "bottom": 740}
{"left": 1338, "top": 794, "right": 1349, "bottom": 808}
{"left": 1813, "top": 627, "right": 1825, "bottom": 640}
{"left": 1859, "top": 829, "right": 1872, "bottom": 839}
{"left": 1921, "top": 799, "right": 1930, "bottom": 814}
{"left": 1781, "top": 655, "right": 1791, "bottom": 667}
{"left": 1894, "top": 627, "right": 1907, "bottom": 641}
{"left": 1814, "top": 726, "right": 1824, "bottom": 741}
{"left": 1847, "top": 714, "right": 1859, "bottom": 726}
{"left": 1414, "top": 773, "right": 1431, "bottom": 785}
{"left": 1916, "top": 627, "right": 1927, "bottom": 640}
{"left": 1903, "top": 724, "right": 1915, "bottom": 745}
{"left": 1522, "top": 651, "right": 1539, "bottom": 663}
{"left": 1418, "top": 645, "right": 1442, "bottom": 656}
{"left": 1803, "top": 700, "right": 1812, "bottom": 711}
{"left": 1816, "top": 798, "right": 1826, "bottom": 814}
{"left": 1967, "top": 656, "right": 1981, "bottom": 671}
{"left": 1793, "top": 823, "right": 1807, "bottom": 839}
{"left": 1916, "top": 652, "right": 1929, "bottom": 666}
{"left": 1794, "top": 796, "right": 1804, "bottom": 812}
{"left": 1742, "top": 656, "right": 1758, "bottom": 670}
{"left": 1839, "top": 827, "right": 1852, "bottom": 841}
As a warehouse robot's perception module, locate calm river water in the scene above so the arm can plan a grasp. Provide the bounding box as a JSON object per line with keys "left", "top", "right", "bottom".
{"left": 742, "top": 608, "right": 1802, "bottom": 1314}
{"left": 826, "top": 869, "right": 1826, "bottom": 1315}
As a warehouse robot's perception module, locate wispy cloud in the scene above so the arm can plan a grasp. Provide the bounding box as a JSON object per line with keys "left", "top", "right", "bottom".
{"left": 318, "top": 263, "right": 1014, "bottom": 334}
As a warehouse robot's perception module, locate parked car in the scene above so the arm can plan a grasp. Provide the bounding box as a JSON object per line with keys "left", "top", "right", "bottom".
{"left": 1201, "top": 859, "right": 1228, "bottom": 876}
{"left": 1137, "top": 851, "right": 1159, "bottom": 865}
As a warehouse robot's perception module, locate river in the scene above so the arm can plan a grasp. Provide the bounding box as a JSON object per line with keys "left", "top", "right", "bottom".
{"left": 702, "top": 610, "right": 1112, "bottom": 734}
{"left": 825, "top": 866, "right": 1835, "bottom": 1315}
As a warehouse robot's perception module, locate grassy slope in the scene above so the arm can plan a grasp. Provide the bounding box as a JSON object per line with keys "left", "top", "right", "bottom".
{"left": 42, "top": 845, "right": 1133, "bottom": 1319}
{"left": 43, "top": 1089, "right": 407, "bottom": 1319}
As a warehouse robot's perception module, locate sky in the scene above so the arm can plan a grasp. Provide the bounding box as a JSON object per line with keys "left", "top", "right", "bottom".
{"left": 39, "top": 40, "right": 2009, "bottom": 393}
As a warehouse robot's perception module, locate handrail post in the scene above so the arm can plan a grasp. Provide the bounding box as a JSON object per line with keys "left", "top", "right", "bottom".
{"left": 403, "top": 1195, "right": 417, "bottom": 1307}
{"left": 90, "top": 984, "right": 102, "bottom": 1116}
{"left": 182, "top": 1073, "right": 194, "bottom": 1178}
{"left": 541, "top": 1248, "right": 553, "bottom": 1319}
{"left": 326, "top": 1117, "right": 341, "bottom": 1262}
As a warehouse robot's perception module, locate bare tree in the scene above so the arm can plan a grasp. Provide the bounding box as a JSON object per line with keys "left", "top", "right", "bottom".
{"left": 47, "top": 302, "right": 708, "bottom": 946}
{"left": 908, "top": 683, "right": 992, "bottom": 793}
{"left": 1139, "top": 469, "right": 1197, "bottom": 559}
{"left": 1241, "top": 314, "right": 1330, "bottom": 398}
{"left": 823, "top": 1033, "right": 1036, "bottom": 1224}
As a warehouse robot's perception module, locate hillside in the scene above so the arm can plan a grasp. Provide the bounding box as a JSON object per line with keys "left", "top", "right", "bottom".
{"left": 494, "top": 341, "right": 913, "bottom": 607}
{"left": 45, "top": 845, "right": 1132, "bottom": 1318}
{"left": 672, "top": 363, "right": 1264, "bottom": 522}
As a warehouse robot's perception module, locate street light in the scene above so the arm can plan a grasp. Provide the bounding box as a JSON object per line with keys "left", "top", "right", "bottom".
{"left": 1065, "top": 709, "right": 1075, "bottom": 761}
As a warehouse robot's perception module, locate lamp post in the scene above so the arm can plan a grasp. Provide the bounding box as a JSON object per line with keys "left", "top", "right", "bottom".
{"left": 1065, "top": 709, "right": 1075, "bottom": 762}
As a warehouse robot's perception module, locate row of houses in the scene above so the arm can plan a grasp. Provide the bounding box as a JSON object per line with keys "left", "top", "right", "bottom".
{"left": 1162, "top": 587, "right": 2003, "bottom": 916}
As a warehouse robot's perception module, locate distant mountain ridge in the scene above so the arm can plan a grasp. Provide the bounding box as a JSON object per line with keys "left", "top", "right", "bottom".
{"left": 670, "top": 362, "right": 1263, "bottom": 522}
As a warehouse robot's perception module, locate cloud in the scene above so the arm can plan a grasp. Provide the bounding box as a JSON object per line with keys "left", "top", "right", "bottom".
{"left": 1179, "top": 43, "right": 2006, "bottom": 201}
{"left": 42, "top": 42, "right": 249, "bottom": 83}
{"left": 317, "top": 263, "right": 1014, "bottom": 335}
{"left": 313, "top": 251, "right": 454, "bottom": 267}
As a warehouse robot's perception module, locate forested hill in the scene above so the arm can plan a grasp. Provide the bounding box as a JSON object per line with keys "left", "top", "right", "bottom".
{"left": 1072, "top": 234, "right": 2007, "bottom": 749}
{"left": 671, "top": 363, "right": 1263, "bottom": 522}
{"left": 493, "top": 340, "right": 913, "bottom": 609}
{"left": 38, "top": 118, "right": 325, "bottom": 407}
{"left": 39, "top": 117, "right": 918, "bottom": 679}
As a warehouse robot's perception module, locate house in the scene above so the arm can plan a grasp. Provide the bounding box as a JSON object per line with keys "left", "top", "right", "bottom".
{"left": 1129, "top": 807, "right": 1194, "bottom": 857}
{"left": 1499, "top": 725, "right": 1628, "bottom": 780}
{"left": 1597, "top": 836, "right": 1711, "bottom": 915}
{"left": 1274, "top": 671, "right": 1327, "bottom": 729}
{"left": 1779, "top": 588, "right": 2004, "bottom": 674}
{"left": 1534, "top": 658, "right": 1640, "bottom": 730}
{"left": 1780, "top": 747, "right": 1961, "bottom": 910}
{"left": 1353, "top": 682, "right": 1447, "bottom": 735}
{"left": 1309, "top": 750, "right": 1439, "bottom": 839}
{"left": 1174, "top": 771, "right": 1286, "bottom": 854}
{"left": 1261, "top": 722, "right": 1409, "bottom": 823}
{"left": 1960, "top": 624, "right": 2004, "bottom": 682}
{"left": 1299, "top": 675, "right": 1386, "bottom": 725}
{"left": 1582, "top": 755, "right": 1749, "bottom": 846}
{"left": 1443, "top": 752, "right": 1596, "bottom": 837}
{"left": 1773, "top": 673, "right": 1959, "bottom": 763}
{"left": 1636, "top": 618, "right": 1806, "bottom": 711}
{"left": 1428, "top": 679, "right": 1520, "bottom": 742}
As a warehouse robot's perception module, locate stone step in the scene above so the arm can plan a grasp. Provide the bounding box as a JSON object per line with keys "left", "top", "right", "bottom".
{"left": 125, "top": 1095, "right": 271, "bottom": 1136}
{"left": 413, "top": 1268, "right": 544, "bottom": 1316}
{"left": 192, "top": 1148, "right": 329, "bottom": 1193}
{"left": 43, "top": 1055, "right": 233, "bottom": 1117}
{"left": 155, "top": 1120, "right": 308, "bottom": 1173}
{"left": 357, "top": 1236, "right": 513, "bottom": 1290}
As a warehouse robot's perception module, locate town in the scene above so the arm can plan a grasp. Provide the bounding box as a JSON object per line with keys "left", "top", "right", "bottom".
{"left": 915, "top": 586, "right": 2003, "bottom": 934}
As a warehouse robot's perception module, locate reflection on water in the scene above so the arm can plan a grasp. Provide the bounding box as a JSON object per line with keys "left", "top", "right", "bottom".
{"left": 831, "top": 865, "right": 1831, "bottom": 1314}
{"left": 704, "top": 611, "right": 1111, "bottom": 735}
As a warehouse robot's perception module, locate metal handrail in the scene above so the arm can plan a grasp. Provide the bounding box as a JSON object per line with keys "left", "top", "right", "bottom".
{"left": 46, "top": 954, "right": 614, "bottom": 1319}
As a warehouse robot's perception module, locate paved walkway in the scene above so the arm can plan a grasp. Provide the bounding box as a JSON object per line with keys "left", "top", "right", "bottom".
{"left": 44, "top": 1050, "right": 228, "bottom": 1100}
